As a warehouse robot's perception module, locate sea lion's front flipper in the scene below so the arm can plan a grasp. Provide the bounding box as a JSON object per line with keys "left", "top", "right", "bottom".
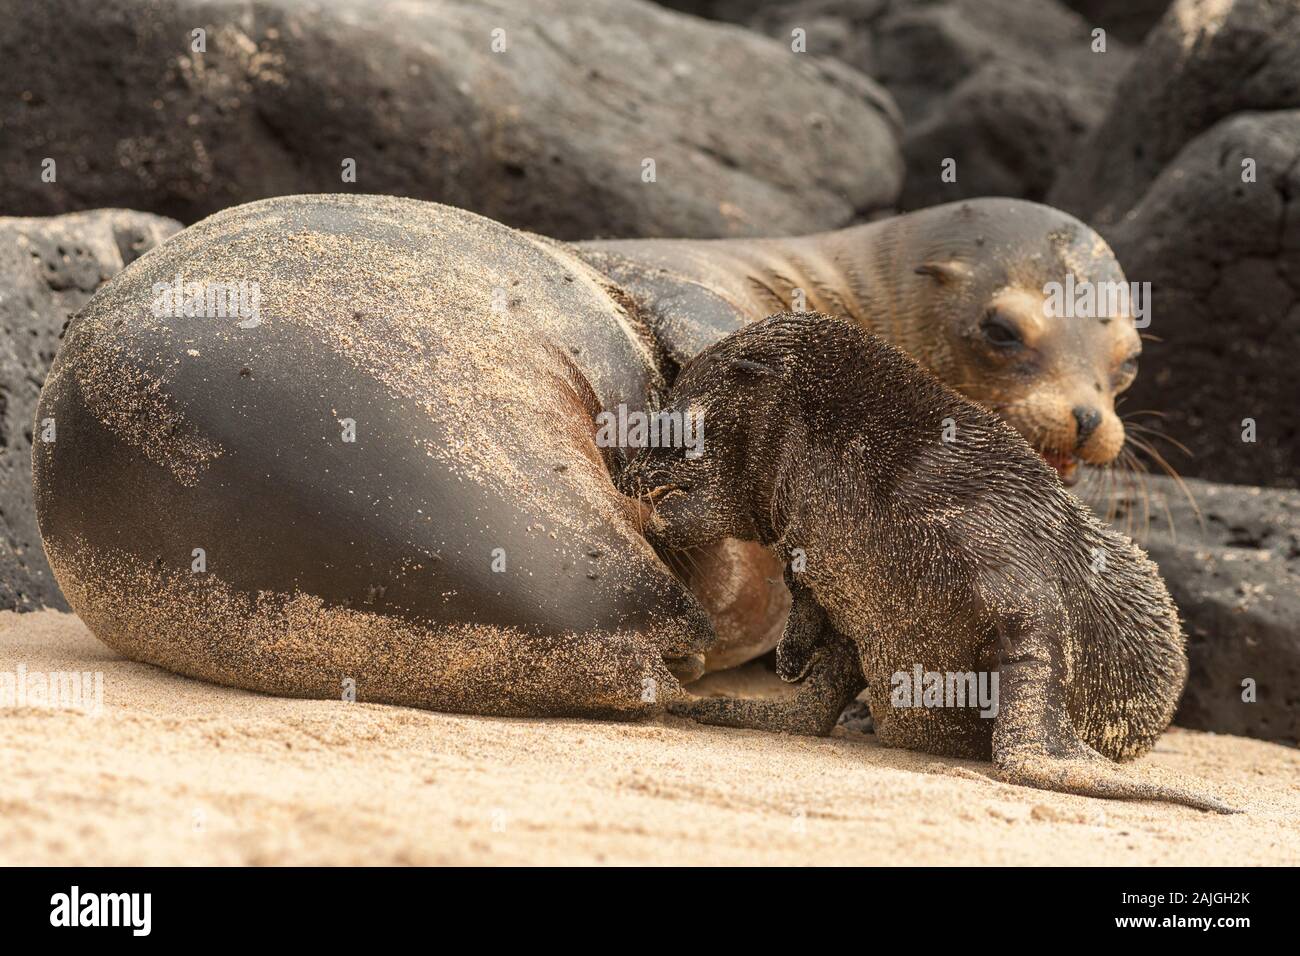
{"left": 992, "top": 616, "right": 1238, "bottom": 814}
{"left": 774, "top": 566, "right": 823, "bottom": 683}
{"left": 669, "top": 630, "right": 863, "bottom": 738}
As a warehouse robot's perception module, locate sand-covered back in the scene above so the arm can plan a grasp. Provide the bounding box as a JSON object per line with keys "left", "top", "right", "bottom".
{"left": 2, "top": 609, "right": 1297, "bottom": 866}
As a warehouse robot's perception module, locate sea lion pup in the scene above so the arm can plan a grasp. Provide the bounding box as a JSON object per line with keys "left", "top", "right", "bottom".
{"left": 618, "top": 312, "right": 1234, "bottom": 812}
{"left": 33, "top": 194, "right": 714, "bottom": 718}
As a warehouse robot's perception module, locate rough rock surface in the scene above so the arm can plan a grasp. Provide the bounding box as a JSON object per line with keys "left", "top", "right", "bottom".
{"left": 661, "top": 0, "right": 1130, "bottom": 208}
{"left": 1095, "top": 111, "right": 1300, "bottom": 489}
{"left": 0, "top": 210, "right": 180, "bottom": 611}
{"left": 0, "top": 0, "right": 902, "bottom": 239}
{"left": 1061, "top": 0, "right": 1171, "bottom": 43}
{"left": 1050, "top": 0, "right": 1300, "bottom": 225}
{"left": 895, "top": 61, "right": 1099, "bottom": 209}
{"left": 1110, "top": 476, "right": 1299, "bottom": 745}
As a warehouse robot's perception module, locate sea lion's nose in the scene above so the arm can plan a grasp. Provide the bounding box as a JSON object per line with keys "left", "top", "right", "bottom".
{"left": 1073, "top": 406, "right": 1102, "bottom": 448}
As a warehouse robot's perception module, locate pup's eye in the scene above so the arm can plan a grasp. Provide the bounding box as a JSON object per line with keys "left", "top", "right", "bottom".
{"left": 1114, "top": 356, "right": 1139, "bottom": 387}
{"left": 980, "top": 312, "right": 1023, "bottom": 349}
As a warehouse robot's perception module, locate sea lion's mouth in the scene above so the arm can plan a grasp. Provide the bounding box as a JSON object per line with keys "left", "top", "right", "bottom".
{"left": 1041, "top": 449, "right": 1080, "bottom": 486}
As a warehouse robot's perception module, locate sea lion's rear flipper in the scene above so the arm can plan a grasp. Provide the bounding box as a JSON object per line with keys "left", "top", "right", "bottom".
{"left": 992, "top": 616, "right": 1238, "bottom": 814}
{"left": 996, "top": 746, "right": 1240, "bottom": 815}
{"left": 669, "top": 630, "right": 863, "bottom": 738}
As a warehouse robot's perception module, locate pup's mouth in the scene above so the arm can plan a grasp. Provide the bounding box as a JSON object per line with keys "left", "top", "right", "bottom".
{"left": 1041, "top": 449, "right": 1080, "bottom": 486}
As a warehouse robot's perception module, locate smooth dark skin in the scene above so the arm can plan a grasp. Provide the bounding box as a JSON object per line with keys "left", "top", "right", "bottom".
{"left": 33, "top": 195, "right": 714, "bottom": 718}
{"left": 620, "top": 312, "right": 1236, "bottom": 813}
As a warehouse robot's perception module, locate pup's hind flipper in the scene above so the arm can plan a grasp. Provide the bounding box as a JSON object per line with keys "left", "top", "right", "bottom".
{"left": 995, "top": 746, "right": 1239, "bottom": 814}
{"left": 994, "top": 616, "right": 1237, "bottom": 814}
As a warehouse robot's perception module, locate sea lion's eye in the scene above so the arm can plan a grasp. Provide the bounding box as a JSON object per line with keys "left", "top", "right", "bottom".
{"left": 1114, "top": 355, "right": 1139, "bottom": 388}
{"left": 980, "top": 311, "right": 1023, "bottom": 349}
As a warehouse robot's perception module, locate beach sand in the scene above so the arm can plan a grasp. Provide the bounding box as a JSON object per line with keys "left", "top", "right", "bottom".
{"left": 2, "top": 609, "right": 1297, "bottom": 866}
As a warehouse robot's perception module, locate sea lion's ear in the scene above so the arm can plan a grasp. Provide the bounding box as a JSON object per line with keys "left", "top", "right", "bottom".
{"left": 914, "top": 260, "right": 972, "bottom": 284}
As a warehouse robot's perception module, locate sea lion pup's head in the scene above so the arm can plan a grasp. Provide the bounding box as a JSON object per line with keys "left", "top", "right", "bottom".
{"left": 870, "top": 199, "right": 1142, "bottom": 485}
{"left": 617, "top": 355, "right": 785, "bottom": 551}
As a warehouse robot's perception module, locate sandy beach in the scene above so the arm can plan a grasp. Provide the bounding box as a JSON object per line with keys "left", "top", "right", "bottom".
{"left": 2, "top": 609, "right": 1297, "bottom": 866}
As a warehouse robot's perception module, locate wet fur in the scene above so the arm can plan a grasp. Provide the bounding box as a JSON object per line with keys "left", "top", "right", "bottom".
{"left": 620, "top": 313, "right": 1233, "bottom": 812}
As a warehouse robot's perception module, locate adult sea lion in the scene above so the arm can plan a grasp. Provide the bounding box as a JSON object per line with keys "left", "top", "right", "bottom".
{"left": 34, "top": 193, "right": 714, "bottom": 717}
{"left": 619, "top": 312, "right": 1232, "bottom": 813}
{"left": 578, "top": 197, "right": 1144, "bottom": 670}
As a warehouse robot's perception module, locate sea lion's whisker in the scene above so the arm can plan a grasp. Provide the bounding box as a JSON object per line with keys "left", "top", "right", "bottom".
{"left": 1104, "top": 452, "right": 1126, "bottom": 536}
{"left": 1123, "top": 447, "right": 1153, "bottom": 540}
{"left": 1112, "top": 457, "right": 1133, "bottom": 535}
{"left": 1117, "top": 413, "right": 1194, "bottom": 537}
{"left": 1125, "top": 433, "right": 1201, "bottom": 531}
{"left": 672, "top": 545, "right": 708, "bottom": 586}
{"left": 1084, "top": 459, "right": 1116, "bottom": 525}
{"left": 1125, "top": 421, "right": 1193, "bottom": 458}
{"left": 1093, "top": 459, "right": 1113, "bottom": 526}
{"left": 1105, "top": 460, "right": 1127, "bottom": 533}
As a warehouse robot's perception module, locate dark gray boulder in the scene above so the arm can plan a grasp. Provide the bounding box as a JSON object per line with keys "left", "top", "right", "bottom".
{"left": 1050, "top": 0, "right": 1300, "bottom": 225}
{"left": 0, "top": 210, "right": 180, "bottom": 611}
{"left": 1060, "top": 0, "right": 1171, "bottom": 43}
{"left": 659, "top": 0, "right": 1131, "bottom": 208}
{"left": 1107, "top": 476, "right": 1299, "bottom": 744}
{"left": 896, "top": 61, "right": 1099, "bottom": 209}
{"left": 874, "top": 0, "right": 1127, "bottom": 209}
{"left": 0, "top": 0, "right": 902, "bottom": 239}
{"left": 1091, "top": 111, "right": 1300, "bottom": 489}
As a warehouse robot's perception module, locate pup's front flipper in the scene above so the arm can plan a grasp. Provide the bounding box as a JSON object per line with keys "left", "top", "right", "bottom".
{"left": 774, "top": 565, "right": 824, "bottom": 683}
{"left": 670, "top": 586, "right": 864, "bottom": 737}
{"left": 993, "top": 616, "right": 1238, "bottom": 814}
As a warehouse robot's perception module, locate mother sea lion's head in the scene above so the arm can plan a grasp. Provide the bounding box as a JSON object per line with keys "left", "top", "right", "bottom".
{"left": 898, "top": 200, "right": 1142, "bottom": 486}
